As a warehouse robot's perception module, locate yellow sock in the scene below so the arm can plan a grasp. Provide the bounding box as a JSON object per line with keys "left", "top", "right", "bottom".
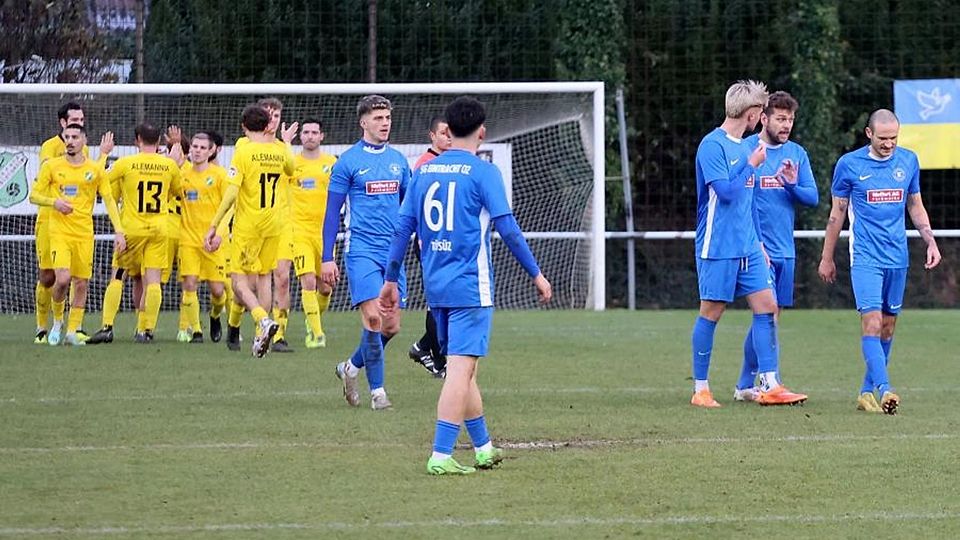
{"left": 137, "top": 310, "right": 147, "bottom": 333}
{"left": 273, "top": 308, "right": 288, "bottom": 342}
{"left": 52, "top": 298, "right": 66, "bottom": 322}
{"left": 67, "top": 307, "right": 85, "bottom": 334}
{"left": 211, "top": 291, "right": 226, "bottom": 318}
{"left": 102, "top": 279, "right": 123, "bottom": 327}
{"left": 251, "top": 306, "right": 268, "bottom": 324}
{"left": 183, "top": 290, "right": 200, "bottom": 332}
{"left": 228, "top": 301, "right": 244, "bottom": 328}
{"left": 144, "top": 283, "right": 162, "bottom": 331}
{"left": 317, "top": 291, "right": 331, "bottom": 333}
{"left": 302, "top": 290, "right": 321, "bottom": 338}
{"left": 36, "top": 282, "right": 52, "bottom": 330}
{"left": 178, "top": 298, "right": 190, "bottom": 331}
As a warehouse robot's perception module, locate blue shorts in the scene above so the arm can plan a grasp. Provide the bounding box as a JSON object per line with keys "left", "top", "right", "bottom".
{"left": 769, "top": 258, "right": 796, "bottom": 307}
{"left": 345, "top": 253, "right": 407, "bottom": 308}
{"left": 696, "top": 250, "right": 772, "bottom": 303}
{"left": 851, "top": 266, "right": 907, "bottom": 315}
{"left": 432, "top": 307, "right": 493, "bottom": 358}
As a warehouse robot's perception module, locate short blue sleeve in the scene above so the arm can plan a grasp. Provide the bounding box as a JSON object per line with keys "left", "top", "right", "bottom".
{"left": 478, "top": 164, "right": 512, "bottom": 218}
{"left": 328, "top": 156, "right": 352, "bottom": 195}
{"left": 831, "top": 158, "right": 852, "bottom": 198}
{"left": 908, "top": 154, "right": 921, "bottom": 195}
{"left": 697, "top": 140, "right": 728, "bottom": 185}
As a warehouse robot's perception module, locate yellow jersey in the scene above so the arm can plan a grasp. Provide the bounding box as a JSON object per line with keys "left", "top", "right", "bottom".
{"left": 237, "top": 136, "right": 291, "bottom": 224}
{"left": 31, "top": 157, "right": 112, "bottom": 240}
{"left": 180, "top": 161, "right": 229, "bottom": 248}
{"left": 290, "top": 152, "right": 336, "bottom": 235}
{"left": 227, "top": 140, "right": 295, "bottom": 237}
{"left": 107, "top": 152, "right": 182, "bottom": 237}
{"left": 36, "top": 135, "right": 92, "bottom": 228}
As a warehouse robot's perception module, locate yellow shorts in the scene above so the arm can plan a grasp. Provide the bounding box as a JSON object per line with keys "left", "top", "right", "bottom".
{"left": 232, "top": 234, "right": 279, "bottom": 275}
{"left": 162, "top": 235, "right": 179, "bottom": 283}
{"left": 276, "top": 225, "right": 294, "bottom": 262}
{"left": 179, "top": 245, "right": 226, "bottom": 283}
{"left": 35, "top": 219, "right": 54, "bottom": 270}
{"left": 49, "top": 236, "right": 94, "bottom": 280}
{"left": 292, "top": 235, "right": 325, "bottom": 277}
{"left": 115, "top": 235, "right": 168, "bottom": 274}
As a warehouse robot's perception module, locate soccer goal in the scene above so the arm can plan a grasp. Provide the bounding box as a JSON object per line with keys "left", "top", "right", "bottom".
{"left": 0, "top": 82, "right": 606, "bottom": 314}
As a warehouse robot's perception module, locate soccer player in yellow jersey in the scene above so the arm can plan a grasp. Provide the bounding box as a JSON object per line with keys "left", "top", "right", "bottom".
{"left": 29, "top": 124, "right": 125, "bottom": 346}
{"left": 33, "top": 101, "right": 115, "bottom": 344}
{"left": 205, "top": 105, "right": 295, "bottom": 357}
{"left": 88, "top": 123, "right": 182, "bottom": 344}
{"left": 291, "top": 119, "right": 337, "bottom": 349}
{"left": 177, "top": 132, "right": 230, "bottom": 344}
{"left": 237, "top": 98, "right": 299, "bottom": 352}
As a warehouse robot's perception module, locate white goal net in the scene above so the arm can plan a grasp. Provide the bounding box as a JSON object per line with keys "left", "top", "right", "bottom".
{"left": 0, "top": 83, "right": 605, "bottom": 314}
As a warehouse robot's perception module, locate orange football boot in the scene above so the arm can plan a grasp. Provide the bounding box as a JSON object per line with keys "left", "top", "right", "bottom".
{"left": 691, "top": 389, "right": 721, "bottom": 408}
{"left": 757, "top": 385, "right": 808, "bottom": 406}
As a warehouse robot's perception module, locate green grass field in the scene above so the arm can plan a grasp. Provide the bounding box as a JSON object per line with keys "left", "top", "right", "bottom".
{"left": 1, "top": 309, "right": 958, "bottom": 539}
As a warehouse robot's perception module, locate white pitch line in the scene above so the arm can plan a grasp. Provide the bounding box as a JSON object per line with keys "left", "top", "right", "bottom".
{"left": 0, "top": 432, "right": 955, "bottom": 455}
{"left": 0, "top": 386, "right": 942, "bottom": 405}
{"left": 2, "top": 510, "right": 960, "bottom": 536}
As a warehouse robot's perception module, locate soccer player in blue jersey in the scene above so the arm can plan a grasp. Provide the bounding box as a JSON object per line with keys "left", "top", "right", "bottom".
{"left": 379, "top": 96, "right": 552, "bottom": 474}
{"left": 734, "top": 91, "right": 819, "bottom": 401}
{"left": 690, "top": 80, "right": 807, "bottom": 408}
{"left": 321, "top": 95, "right": 412, "bottom": 410}
{"left": 818, "top": 109, "right": 941, "bottom": 415}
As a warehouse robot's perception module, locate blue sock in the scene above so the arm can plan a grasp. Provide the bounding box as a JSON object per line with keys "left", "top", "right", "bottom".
{"left": 691, "top": 317, "right": 717, "bottom": 381}
{"left": 751, "top": 313, "right": 779, "bottom": 374}
{"left": 464, "top": 416, "right": 490, "bottom": 448}
{"left": 362, "top": 328, "right": 385, "bottom": 391}
{"left": 349, "top": 345, "right": 364, "bottom": 369}
{"left": 862, "top": 336, "right": 890, "bottom": 394}
{"left": 737, "top": 326, "right": 759, "bottom": 390}
{"left": 881, "top": 338, "right": 893, "bottom": 366}
{"left": 432, "top": 419, "right": 461, "bottom": 455}
{"left": 862, "top": 338, "right": 893, "bottom": 393}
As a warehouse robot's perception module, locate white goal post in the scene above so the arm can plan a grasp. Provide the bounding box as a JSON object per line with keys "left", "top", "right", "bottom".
{"left": 0, "top": 82, "right": 606, "bottom": 313}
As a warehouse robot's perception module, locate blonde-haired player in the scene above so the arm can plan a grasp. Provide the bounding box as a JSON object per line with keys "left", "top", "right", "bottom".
{"left": 29, "top": 124, "right": 125, "bottom": 346}
{"left": 205, "top": 104, "right": 295, "bottom": 357}
{"left": 290, "top": 118, "right": 337, "bottom": 348}
{"left": 34, "top": 101, "right": 114, "bottom": 343}
{"left": 177, "top": 132, "right": 230, "bottom": 343}
{"left": 88, "top": 123, "right": 181, "bottom": 344}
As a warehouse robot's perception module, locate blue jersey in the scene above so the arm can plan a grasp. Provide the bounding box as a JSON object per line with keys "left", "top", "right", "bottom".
{"left": 328, "top": 139, "right": 411, "bottom": 256}
{"left": 832, "top": 146, "right": 920, "bottom": 268}
{"left": 400, "top": 149, "right": 512, "bottom": 308}
{"left": 744, "top": 135, "right": 818, "bottom": 259}
{"left": 695, "top": 128, "right": 760, "bottom": 259}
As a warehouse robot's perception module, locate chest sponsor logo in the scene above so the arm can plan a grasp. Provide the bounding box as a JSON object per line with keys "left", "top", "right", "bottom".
{"left": 63, "top": 184, "right": 79, "bottom": 197}
{"left": 866, "top": 188, "right": 903, "bottom": 204}
{"left": 760, "top": 175, "right": 783, "bottom": 189}
{"left": 300, "top": 178, "right": 316, "bottom": 190}
{"left": 745, "top": 175, "right": 755, "bottom": 188}
{"left": 366, "top": 180, "right": 399, "bottom": 195}
{"left": 185, "top": 190, "right": 199, "bottom": 201}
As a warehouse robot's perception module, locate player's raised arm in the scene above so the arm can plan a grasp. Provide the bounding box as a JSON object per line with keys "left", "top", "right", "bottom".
{"left": 781, "top": 152, "right": 819, "bottom": 207}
